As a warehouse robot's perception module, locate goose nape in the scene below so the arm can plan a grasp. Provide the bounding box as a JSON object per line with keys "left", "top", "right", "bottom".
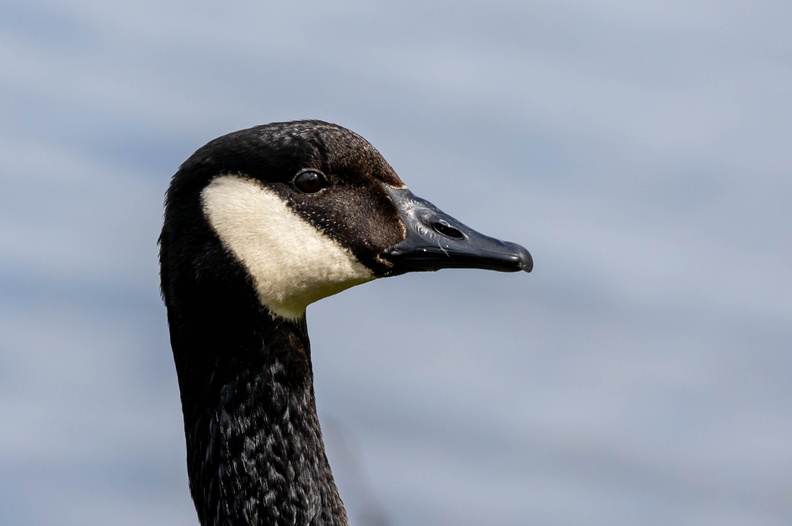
{"left": 159, "top": 120, "right": 532, "bottom": 526}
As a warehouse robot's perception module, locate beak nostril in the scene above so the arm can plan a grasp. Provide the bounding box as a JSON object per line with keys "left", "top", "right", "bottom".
{"left": 433, "top": 221, "right": 465, "bottom": 239}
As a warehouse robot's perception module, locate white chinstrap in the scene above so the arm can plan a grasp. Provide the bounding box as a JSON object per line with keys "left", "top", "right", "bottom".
{"left": 202, "top": 175, "right": 373, "bottom": 319}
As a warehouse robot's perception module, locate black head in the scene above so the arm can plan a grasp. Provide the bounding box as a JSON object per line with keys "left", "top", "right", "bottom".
{"left": 160, "top": 120, "right": 531, "bottom": 321}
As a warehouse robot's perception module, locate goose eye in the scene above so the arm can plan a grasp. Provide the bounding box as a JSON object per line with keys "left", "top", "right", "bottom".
{"left": 293, "top": 171, "right": 327, "bottom": 194}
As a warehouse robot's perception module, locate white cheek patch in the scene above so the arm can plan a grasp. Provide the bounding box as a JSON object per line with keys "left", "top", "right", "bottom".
{"left": 201, "top": 175, "right": 374, "bottom": 319}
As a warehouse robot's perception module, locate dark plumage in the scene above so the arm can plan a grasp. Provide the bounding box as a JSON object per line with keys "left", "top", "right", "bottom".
{"left": 160, "top": 120, "right": 531, "bottom": 525}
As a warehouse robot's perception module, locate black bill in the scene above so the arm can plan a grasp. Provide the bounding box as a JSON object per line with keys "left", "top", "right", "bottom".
{"left": 380, "top": 186, "right": 533, "bottom": 273}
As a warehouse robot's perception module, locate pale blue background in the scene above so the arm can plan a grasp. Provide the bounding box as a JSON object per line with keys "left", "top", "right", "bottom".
{"left": 1, "top": 1, "right": 790, "bottom": 525}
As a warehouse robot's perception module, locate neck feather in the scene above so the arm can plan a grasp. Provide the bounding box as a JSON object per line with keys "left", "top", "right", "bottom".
{"left": 168, "top": 307, "right": 347, "bottom": 526}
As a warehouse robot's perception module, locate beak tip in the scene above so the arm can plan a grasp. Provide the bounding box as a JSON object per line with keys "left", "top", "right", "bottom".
{"left": 506, "top": 242, "right": 533, "bottom": 273}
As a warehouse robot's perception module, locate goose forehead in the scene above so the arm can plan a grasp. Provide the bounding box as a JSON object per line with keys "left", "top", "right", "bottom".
{"left": 187, "top": 121, "right": 405, "bottom": 188}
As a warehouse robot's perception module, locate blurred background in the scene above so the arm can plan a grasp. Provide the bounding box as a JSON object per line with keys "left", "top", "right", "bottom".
{"left": 1, "top": 1, "right": 790, "bottom": 525}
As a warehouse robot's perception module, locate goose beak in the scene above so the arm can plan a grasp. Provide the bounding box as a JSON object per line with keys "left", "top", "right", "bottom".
{"left": 380, "top": 186, "right": 533, "bottom": 274}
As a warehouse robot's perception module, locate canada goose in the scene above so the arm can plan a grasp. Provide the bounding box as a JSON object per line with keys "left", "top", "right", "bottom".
{"left": 159, "top": 120, "right": 532, "bottom": 525}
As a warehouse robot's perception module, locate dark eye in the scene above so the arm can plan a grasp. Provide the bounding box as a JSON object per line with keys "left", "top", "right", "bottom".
{"left": 293, "top": 170, "right": 328, "bottom": 194}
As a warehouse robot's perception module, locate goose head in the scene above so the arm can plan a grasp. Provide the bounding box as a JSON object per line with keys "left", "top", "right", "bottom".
{"left": 162, "top": 120, "right": 532, "bottom": 322}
